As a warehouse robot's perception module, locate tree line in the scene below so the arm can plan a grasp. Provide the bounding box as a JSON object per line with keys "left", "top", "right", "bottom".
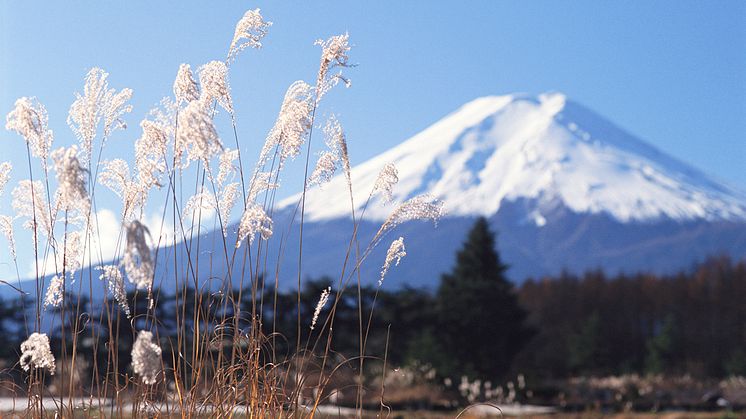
{"left": 0, "top": 217, "right": 744, "bottom": 387}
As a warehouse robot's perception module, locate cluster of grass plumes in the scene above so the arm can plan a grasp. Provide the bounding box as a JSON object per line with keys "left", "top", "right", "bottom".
{"left": 0, "top": 8, "right": 443, "bottom": 417}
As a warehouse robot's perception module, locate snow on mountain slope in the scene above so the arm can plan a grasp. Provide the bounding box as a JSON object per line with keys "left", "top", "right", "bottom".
{"left": 280, "top": 92, "right": 746, "bottom": 224}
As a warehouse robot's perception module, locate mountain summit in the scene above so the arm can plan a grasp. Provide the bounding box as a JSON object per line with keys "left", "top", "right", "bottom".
{"left": 286, "top": 92, "right": 746, "bottom": 225}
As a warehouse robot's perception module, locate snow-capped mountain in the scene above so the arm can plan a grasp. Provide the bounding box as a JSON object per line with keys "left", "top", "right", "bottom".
{"left": 283, "top": 92, "right": 746, "bottom": 225}
{"left": 244, "top": 92, "right": 746, "bottom": 285}
{"left": 9, "top": 92, "right": 742, "bottom": 301}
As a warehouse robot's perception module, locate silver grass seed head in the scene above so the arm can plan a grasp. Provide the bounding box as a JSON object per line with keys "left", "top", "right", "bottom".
{"left": 309, "top": 151, "right": 339, "bottom": 187}
{"left": 51, "top": 145, "right": 90, "bottom": 220}
{"left": 6, "top": 97, "right": 53, "bottom": 169}
{"left": 132, "top": 330, "right": 162, "bottom": 385}
{"left": 228, "top": 9, "right": 272, "bottom": 63}
{"left": 198, "top": 60, "right": 233, "bottom": 114}
{"left": 217, "top": 148, "right": 239, "bottom": 185}
{"left": 103, "top": 87, "right": 134, "bottom": 138}
{"left": 12, "top": 179, "right": 52, "bottom": 239}
{"left": 67, "top": 68, "right": 132, "bottom": 166}
{"left": 183, "top": 188, "right": 214, "bottom": 220}
{"left": 275, "top": 81, "right": 314, "bottom": 167}
{"left": 123, "top": 220, "right": 153, "bottom": 290}
{"left": 218, "top": 182, "right": 240, "bottom": 237}
{"left": 254, "top": 81, "right": 313, "bottom": 173}
{"left": 136, "top": 119, "right": 168, "bottom": 186}
{"left": 0, "top": 162, "right": 11, "bottom": 196}
{"left": 309, "top": 115, "right": 351, "bottom": 187}
{"left": 173, "top": 64, "right": 200, "bottom": 105}
{"left": 246, "top": 171, "right": 277, "bottom": 204}
{"left": 315, "top": 33, "right": 352, "bottom": 103}
{"left": 44, "top": 275, "right": 64, "bottom": 308}
{"left": 380, "top": 237, "right": 406, "bottom": 287}
{"left": 20, "top": 333, "right": 55, "bottom": 374}
{"left": 376, "top": 194, "right": 445, "bottom": 245}
{"left": 137, "top": 99, "right": 174, "bottom": 190}
{"left": 99, "top": 159, "right": 131, "bottom": 198}
{"left": 176, "top": 100, "right": 222, "bottom": 169}
{"left": 183, "top": 182, "right": 239, "bottom": 237}
{"left": 311, "top": 286, "right": 332, "bottom": 330}
{"left": 332, "top": 120, "right": 352, "bottom": 186}
{"left": 387, "top": 194, "right": 444, "bottom": 227}
{"left": 0, "top": 215, "right": 16, "bottom": 260}
{"left": 100, "top": 159, "right": 143, "bottom": 221}
{"left": 373, "top": 162, "right": 399, "bottom": 203}
{"left": 236, "top": 203, "right": 273, "bottom": 248}
{"left": 68, "top": 68, "right": 107, "bottom": 159}
{"left": 63, "top": 229, "right": 84, "bottom": 275}
{"left": 325, "top": 115, "right": 351, "bottom": 181}
{"left": 98, "top": 265, "right": 130, "bottom": 317}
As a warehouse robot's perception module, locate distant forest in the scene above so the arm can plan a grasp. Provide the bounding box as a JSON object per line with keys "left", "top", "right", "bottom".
{"left": 0, "top": 257, "right": 743, "bottom": 387}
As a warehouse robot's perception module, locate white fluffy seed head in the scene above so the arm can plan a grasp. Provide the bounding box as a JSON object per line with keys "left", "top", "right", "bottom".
{"left": 98, "top": 265, "right": 130, "bottom": 317}
{"left": 183, "top": 188, "right": 214, "bottom": 220}
{"left": 236, "top": 203, "right": 273, "bottom": 248}
{"left": 67, "top": 68, "right": 132, "bottom": 166}
{"left": 380, "top": 237, "right": 407, "bottom": 286}
{"left": 198, "top": 61, "right": 233, "bottom": 114}
{"left": 259, "top": 81, "right": 313, "bottom": 171}
{"left": 6, "top": 97, "right": 53, "bottom": 170}
{"left": 217, "top": 148, "right": 239, "bottom": 185}
{"left": 309, "top": 151, "right": 339, "bottom": 187}
{"left": 68, "top": 68, "right": 106, "bottom": 156}
{"left": 228, "top": 9, "right": 272, "bottom": 63}
{"left": 246, "top": 171, "right": 278, "bottom": 204}
{"left": 20, "top": 333, "right": 55, "bottom": 374}
{"left": 315, "top": 33, "right": 352, "bottom": 103}
{"left": 387, "top": 195, "right": 444, "bottom": 227}
{"left": 132, "top": 330, "right": 161, "bottom": 385}
{"left": 373, "top": 163, "right": 399, "bottom": 203}
{"left": 12, "top": 179, "right": 52, "bottom": 240}
{"left": 100, "top": 159, "right": 143, "bottom": 221}
{"left": 99, "top": 159, "right": 131, "bottom": 198}
{"left": 309, "top": 115, "right": 350, "bottom": 187}
{"left": 138, "top": 121, "right": 168, "bottom": 159}
{"left": 0, "top": 162, "right": 11, "bottom": 196}
{"left": 51, "top": 145, "right": 90, "bottom": 222}
{"left": 44, "top": 275, "right": 64, "bottom": 308}
{"left": 275, "top": 81, "right": 313, "bottom": 163}
{"left": 0, "top": 215, "right": 16, "bottom": 260}
{"left": 137, "top": 99, "right": 174, "bottom": 192}
{"left": 218, "top": 182, "right": 240, "bottom": 237}
{"left": 173, "top": 64, "right": 200, "bottom": 105}
{"left": 176, "top": 100, "right": 222, "bottom": 168}
{"left": 63, "top": 229, "right": 84, "bottom": 275}
{"left": 376, "top": 194, "right": 444, "bottom": 246}
{"left": 330, "top": 117, "right": 351, "bottom": 187}
{"left": 103, "top": 87, "right": 134, "bottom": 138}
{"left": 123, "top": 220, "right": 153, "bottom": 290}
{"left": 311, "top": 286, "right": 332, "bottom": 330}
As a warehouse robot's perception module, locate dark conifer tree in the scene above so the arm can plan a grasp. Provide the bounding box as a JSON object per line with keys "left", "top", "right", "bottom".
{"left": 435, "top": 217, "right": 534, "bottom": 380}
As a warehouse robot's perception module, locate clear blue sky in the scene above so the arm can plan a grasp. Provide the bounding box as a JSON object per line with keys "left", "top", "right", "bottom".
{"left": 2, "top": 2, "right": 744, "bottom": 185}
{"left": 1, "top": 2, "right": 745, "bottom": 276}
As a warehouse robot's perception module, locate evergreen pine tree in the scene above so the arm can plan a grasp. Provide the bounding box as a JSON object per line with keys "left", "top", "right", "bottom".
{"left": 435, "top": 217, "right": 534, "bottom": 380}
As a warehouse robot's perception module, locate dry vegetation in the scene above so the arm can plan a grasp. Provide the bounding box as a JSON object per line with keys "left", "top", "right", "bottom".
{"left": 0, "top": 8, "right": 444, "bottom": 417}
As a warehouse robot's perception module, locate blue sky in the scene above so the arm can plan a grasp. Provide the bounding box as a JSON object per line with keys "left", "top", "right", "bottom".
{"left": 0, "top": 2, "right": 745, "bottom": 277}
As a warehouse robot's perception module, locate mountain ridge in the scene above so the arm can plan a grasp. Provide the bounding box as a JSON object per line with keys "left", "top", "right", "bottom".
{"left": 282, "top": 92, "right": 746, "bottom": 224}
